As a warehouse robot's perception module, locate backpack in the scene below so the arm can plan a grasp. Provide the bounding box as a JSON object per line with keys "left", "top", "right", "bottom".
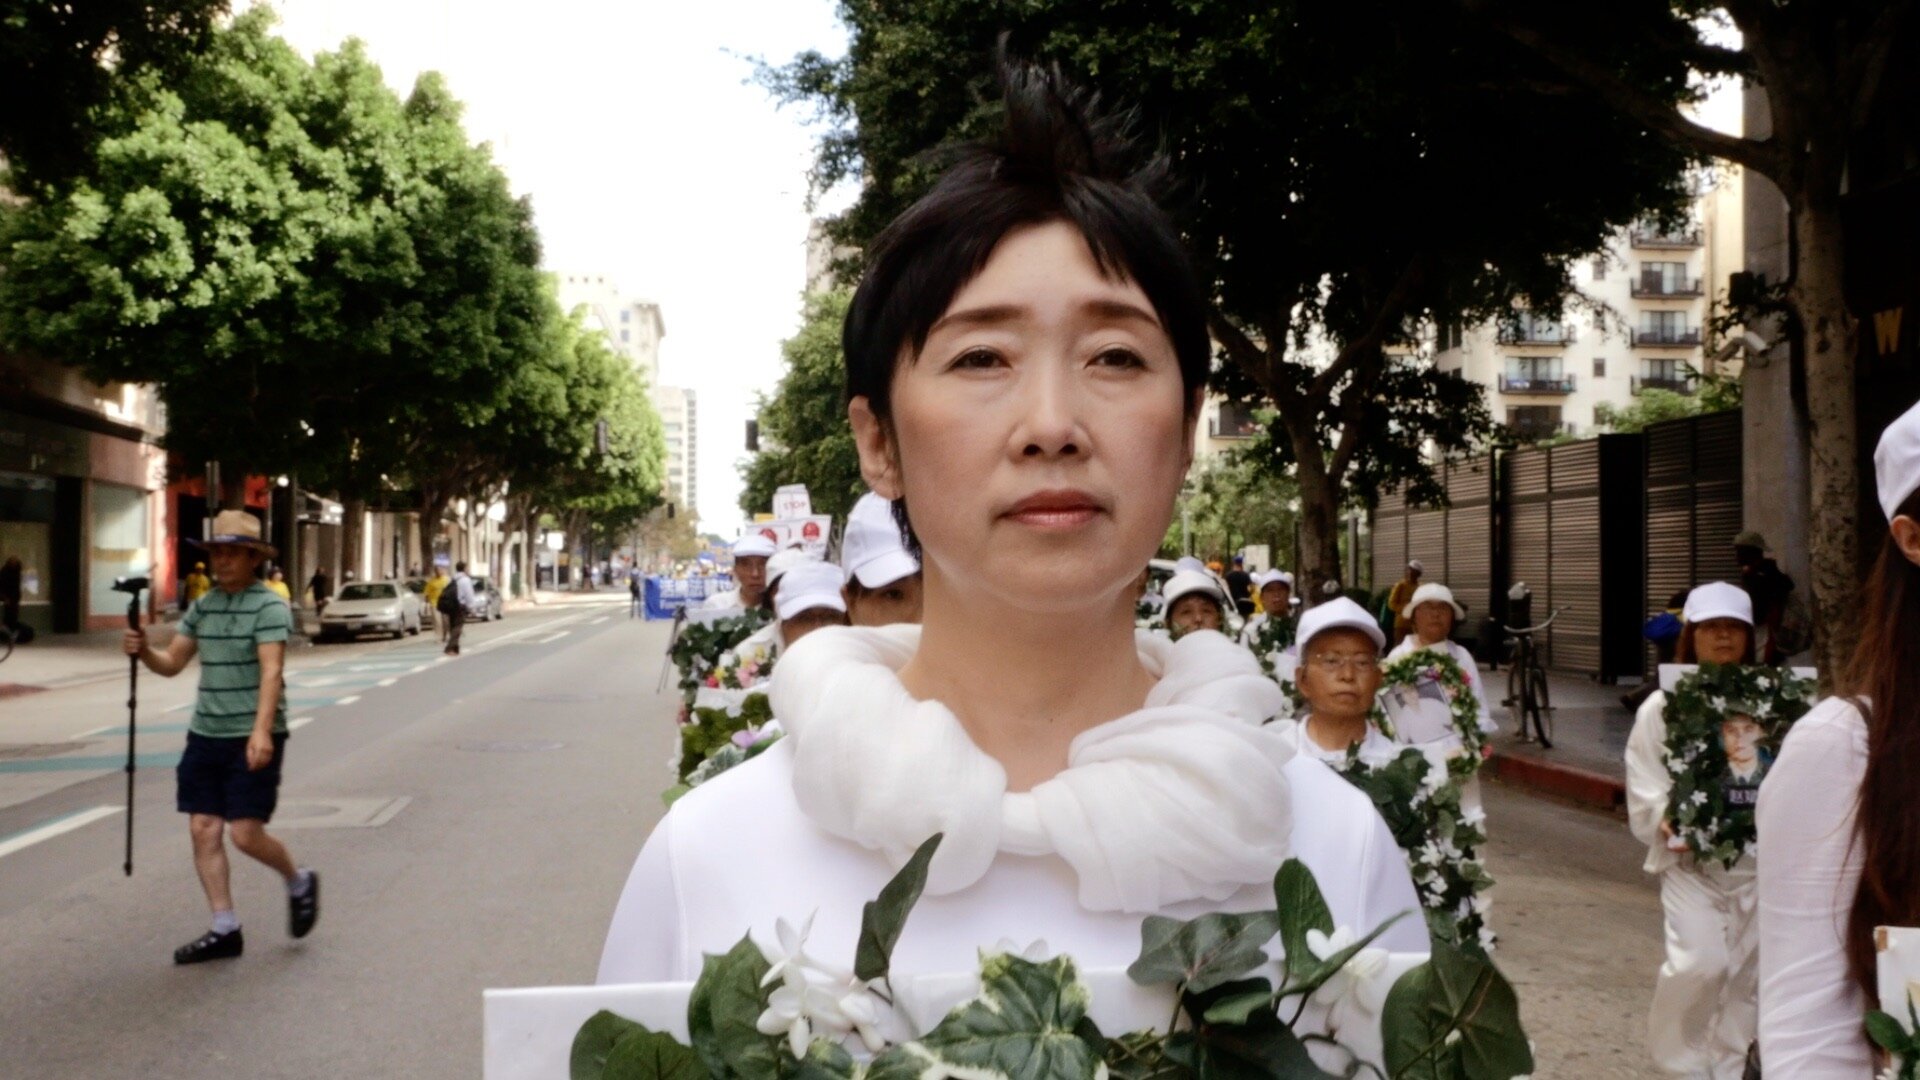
{"left": 436, "top": 580, "right": 463, "bottom": 616}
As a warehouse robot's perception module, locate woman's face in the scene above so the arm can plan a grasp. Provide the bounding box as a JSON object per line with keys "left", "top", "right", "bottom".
{"left": 847, "top": 574, "right": 924, "bottom": 627}
{"left": 1260, "top": 583, "right": 1290, "bottom": 614}
{"left": 1694, "top": 618, "right": 1750, "bottom": 665}
{"left": 1412, "top": 600, "right": 1455, "bottom": 643}
{"left": 1168, "top": 593, "right": 1223, "bottom": 635}
{"left": 1297, "top": 628, "right": 1383, "bottom": 723}
{"left": 850, "top": 220, "right": 1196, "bottom": 618}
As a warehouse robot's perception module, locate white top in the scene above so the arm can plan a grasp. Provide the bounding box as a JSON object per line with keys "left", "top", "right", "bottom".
{"left": 1624, "top": 690, "right": 1688, "bottom": 876}
{"left": 453, "top": 571, "right": 475, "bottom": 606}
{"left": 1756, "top": 697, "right": 1872, "bottom": 1076}
{"left": 1273, "top": 716, "right": 1403, "bottom": 769}
{"left": 699, "top": 588, "right": 742, "bottom": 613}
{"left": 1238, "top": 613, "right": 1282, "bottom": 646}
{"left": 600, "top": 625, "right": 1426, "bottom": 985}
{"left": 1384, "top": 637, "right": 1497, "bottom": 736}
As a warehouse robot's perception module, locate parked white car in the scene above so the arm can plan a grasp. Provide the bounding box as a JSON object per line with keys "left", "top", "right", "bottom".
{"left": 318, "top": 580, "right": 424, "bottom": 642}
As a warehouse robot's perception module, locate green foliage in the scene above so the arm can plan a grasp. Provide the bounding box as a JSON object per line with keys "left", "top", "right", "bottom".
{"left": 739, "top": 289, "right": 864, "bottom": 521}
{"left": 686, "top": 938, "right": 781, "bottom": 1080}
{"left": 1594, "top": 388, "right": 1703, "bottom": 435}
{"left": 1865, "top": 1001, "right": 1920, "bottom": 1080}
{"left": 669, "top": 610, "right": 773, "bottom": 701}
{"left": 762, "top": 1, "right": 1693, "bottom": 583}
{"left": 1128, "top": 911, "right": 1283, "bottom": 996}
{"left": 1335, "top": 748, "right": 1493, "bottom": 953}
{"left": 1662, "top": 663, "right": 1816, "bottom": 869}
{"left": 0, "top": 0, "right": 228, "bottom": 184}
{"left": 678, "top": 693, "right": 776, "bottom": 784}
{"left": 1381, "top": 943, "right": 1534, "bottom": 1080}
{"left": 870, "top": 954, "right": 1104, "bottom": 1080}
{"left": 1168, "top": 450, "right": 1298, "bottom": 562}
{"left": 855, "top": 833, "right": 943, "bottom": 983}
{"left": 1271, "top": 860, "right": 1336, "bottom": 985}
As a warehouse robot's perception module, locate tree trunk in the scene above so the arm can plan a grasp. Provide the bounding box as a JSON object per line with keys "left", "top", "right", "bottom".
{"left": 1790, "top": 195, "right": 1861, "bottom": 684}
{"left": 1288, "top": 422, "right": 1346, "bottom": 607}
{"left": 417, "top": 491, "right": 450, "bottom": 577}
{"left": 340, "top": 497, "right": 366, "bottom": 581}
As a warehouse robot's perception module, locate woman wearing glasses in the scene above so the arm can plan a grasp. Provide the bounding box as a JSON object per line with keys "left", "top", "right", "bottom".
{"left": 599, "top": 61, "right": 1424, "bottom": 986}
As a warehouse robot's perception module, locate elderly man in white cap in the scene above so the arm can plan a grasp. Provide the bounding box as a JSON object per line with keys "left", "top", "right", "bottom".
{"left": 1275, "top": 596, "right": 1399, "bottom": 766}
{"left": 1160, "top": 569, "right": 1230, "bottom": 639}
{"left": 1624, "top": 581, "right": 1759, "bottom": 1079}
{"left": 771, "top": 560, "right": 851, "bottom": 649}
{"left": 840, "top": 493, "right": 922, "bottom": 627}
{"left": 703, "top": 534, "right": 776, "bottom": 613}
{"left": 122, "top": 509, "right": 319, "bottom": 964}
{"left": 1239, "top": 569, "right": 1297, "bottom": 649}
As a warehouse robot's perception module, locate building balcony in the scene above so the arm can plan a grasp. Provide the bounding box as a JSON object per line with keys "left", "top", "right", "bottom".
{"left": 1631, "top": 328, "right": 1702, "bottom": 347}
{"left": 1497, "top": 325, "right": 1575, "bottom": 346}
{"left": 1507, "top": 419, "right": 1574, "bottom": 443}
{"left": 1498, "top": 374, "right": 1576, "bottom": 395}
{"left": 1629, "top": 228, "right": 1703, "bottom": 249}
{"left": 1632, "top": 375, "right": 1695, "bottom": 395}
{"left": 1631, "top": 276, "right": 1704, "bottom": 299}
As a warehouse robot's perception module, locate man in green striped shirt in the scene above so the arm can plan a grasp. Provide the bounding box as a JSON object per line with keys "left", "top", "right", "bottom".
{"left": 125, "top": 510, "right": 320, "bottom": 964}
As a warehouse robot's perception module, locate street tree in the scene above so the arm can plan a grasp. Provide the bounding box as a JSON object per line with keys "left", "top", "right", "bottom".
{"left": 738, "top": 289, "right": 865, "bottom": 522}
{"left": 0, "top": 0, "right": 228, "bottom": 185}
{"left": 763, "top": 0, "right": 1695, "bottom": 601}
{"left": 1167, "top": 451, "right": 1301, "bottom": 568}
{"left": 1458, "top": 0, "right": 1915, "bottom": 675}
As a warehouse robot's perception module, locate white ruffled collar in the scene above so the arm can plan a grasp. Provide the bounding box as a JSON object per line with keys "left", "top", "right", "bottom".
{"left": 768, "top": 624, "right": 1296, "bottom": 913}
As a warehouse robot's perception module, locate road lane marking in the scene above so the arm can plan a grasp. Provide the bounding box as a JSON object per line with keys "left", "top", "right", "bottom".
{"left": 0, "top": 806, "right": 123, "bottom": 860}
{"left": 590, "top": 616, "right": 610, "bottom": 624}
{"left": 289, "top": 716, "right": 314, "bottom": 731}
{"left": 71, "top": 722, "right": 190, "bottom": 739}
{"left": 336, "top": 695, "right": 361, "bottom": 706}
{"left": 377, "top": 678, "right": 397, "bottom": 687}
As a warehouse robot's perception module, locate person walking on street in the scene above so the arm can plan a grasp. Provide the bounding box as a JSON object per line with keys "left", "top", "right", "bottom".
{"left": 307, "top": 567, "right": 332, "bottom": 618}
{"left": 264, "top": 567, "right": 291, "bottom": 603}
{"left": 1386, "top": 560, "right": 1424, "bottom": 643}
{"left": 629, "top": 572, "right": 643, "bottom": 619}
{"left": 122, "top": 510, "right": 319, "bottom": 964}
{"left": 1223, "top": 555, "right": 1254, "bottom": 620}
{"left": 184, "top": 562, "right": 212, "bottom": 605}
{"left": 423, "top": 566, "right": 449, "bottom": 642}
{"left": 444, "top": 561, "right": 476, "bottom": 656}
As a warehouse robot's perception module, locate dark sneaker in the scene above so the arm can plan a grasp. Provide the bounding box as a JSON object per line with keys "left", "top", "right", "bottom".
{"left": 174, "top": 928, "right": 244, "bottom": 964}
{"left": 290, "top": 871, "right": 320, "bottom": 939}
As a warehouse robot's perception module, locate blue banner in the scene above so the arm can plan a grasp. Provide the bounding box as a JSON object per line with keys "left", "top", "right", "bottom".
{"left": 645, "top": 575, "right": 733, "bottom": 620}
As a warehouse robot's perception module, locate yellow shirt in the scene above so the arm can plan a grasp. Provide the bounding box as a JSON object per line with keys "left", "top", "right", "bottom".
{"left": 265, "top": 579, "right": 291, "bottom": 602}
{"left": 423, "top": 576, "right": 447, "bottom": 607}
{"left": 185, "top": 572, "right": 211, "bottom": 603}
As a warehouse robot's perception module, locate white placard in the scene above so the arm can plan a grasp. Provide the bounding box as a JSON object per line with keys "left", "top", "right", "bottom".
{"left": 742, "top": 516, "right": 833, "bottom": 558}
{"left": 772, "top": 484, "right": 813, "bottom": 521}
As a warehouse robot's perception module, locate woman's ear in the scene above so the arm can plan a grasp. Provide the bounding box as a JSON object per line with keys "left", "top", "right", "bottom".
{"left": 1894, "top": 515, "right": 1920, "bottom": 569}
{"left": 849, "top": 396, "right": 902, "bottom": 499}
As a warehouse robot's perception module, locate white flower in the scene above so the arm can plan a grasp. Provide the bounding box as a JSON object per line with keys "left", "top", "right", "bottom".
{"left": 988, "top": 938, "right": 1052, "bottom": 962}
{"left": 1478, "top": 926, "right": 1498, "bottom": 951}
{"left": 1688, "top": 790, "right": 1709, "bottom": 807}
{"left": 757, "top": 912, "right": 822, "bottom": 989}
{"left": 1306, "top": 927, "right": 1391, "bottom": 1016}
{"left": 757, "top": 978, "right": 851, "bottom": 1059}
{"left": 1461, "top": 804, "right": 1487, "bottom": 829}
{"left": 1444, "top": 1028, "right": 1463, "bottom": 1046}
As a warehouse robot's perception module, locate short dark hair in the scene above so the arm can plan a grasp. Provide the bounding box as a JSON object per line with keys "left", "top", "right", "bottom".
{"left": 842, "top": 58, "right": 1210, "bottom": 421}
{"left": 455, "top": 561, "right": 467, "bottom": 572}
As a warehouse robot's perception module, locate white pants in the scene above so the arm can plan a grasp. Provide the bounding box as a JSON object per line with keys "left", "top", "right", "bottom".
{"left": 1649, "top": 859, "right": 1757, "bottom": 1078}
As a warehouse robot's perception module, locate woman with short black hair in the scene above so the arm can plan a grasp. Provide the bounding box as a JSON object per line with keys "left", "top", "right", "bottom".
{"left": 599, "top": 60, "right": 1422, "bottom": 986}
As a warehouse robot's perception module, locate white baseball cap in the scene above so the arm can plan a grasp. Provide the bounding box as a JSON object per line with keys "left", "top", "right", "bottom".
{"left": 1253, "top": 569, "right": 1294, "bottom": 590}
{"left": 1875, "top": 398, "right": 1920, "bottom": 521}
{"left": 1407, "top": 559, "right": 1425, "bottom": 573}
{"left": 1401, "top": 582, "right": 1465, "bottom": 620}
{"left": 733, "top": 534, "right": 776, "bottom": 559}
{"left": 840, "top": 493, "right": 920, "bottom": 589}
{"left": 775, "top": 560, "right": 848, "bottom": 621}
{"left": 1174, "top": 556, "right": 1209, "bottom": 576}
{"left": 1683, "top": 581, "right": 1753, "bottom": 627}
{"left": 766, "top": 548, "right": 814, "bottom": 587}
{"left": 1296, "top": 596, "right": 1387, "bottom": 653}
{"left": 1162, "top": 570, "right": 1226, "bottom": 609}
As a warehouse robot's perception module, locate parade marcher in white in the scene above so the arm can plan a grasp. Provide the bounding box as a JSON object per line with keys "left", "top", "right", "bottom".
{"left": 599, "top": 63, "right": 1424, "bottom": 987}
{"left": 1386, "top": 582, "right": 1495, "bottom": 739}
{"left": 1625, "top": 581, "right": 1759, "bottom": 1078}
{"left": 840, "top": 491, "right": 923, "bottom": 627}
{"left": 1238, "top": 569, "right": 1296, "bottom": 647}
{"left": 1759, "top": 398, "right": 1920, "bottom": 1075}
{"left": 771, "top": 560, "right": 851, "bottom": 649}
{"left": 1273, "top": 597, "right": 1402, "bottom": 768}
{"left": 1161, "top": 568, "right": 1230, "bottom": 639}
{"left": 701, "top": 534, "right": 775, "bottom": 612}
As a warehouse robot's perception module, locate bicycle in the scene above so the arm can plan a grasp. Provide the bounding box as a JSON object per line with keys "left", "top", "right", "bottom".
{"left": 1501, "top": 606, "right": 1568, "bottom": 747}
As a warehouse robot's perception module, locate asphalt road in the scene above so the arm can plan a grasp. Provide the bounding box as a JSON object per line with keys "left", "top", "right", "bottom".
{"left": 0, "top": 602, "right": 1662, "bottom": 1078}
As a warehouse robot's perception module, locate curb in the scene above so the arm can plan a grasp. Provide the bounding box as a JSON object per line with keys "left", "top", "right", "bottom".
{"left": 1484, "top": 750, "right": 1625, "bottom": 813}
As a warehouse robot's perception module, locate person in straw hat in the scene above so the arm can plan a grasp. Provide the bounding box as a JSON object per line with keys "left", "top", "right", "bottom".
{"left": 123, "top": 509, "right": 320, "bottom": 964}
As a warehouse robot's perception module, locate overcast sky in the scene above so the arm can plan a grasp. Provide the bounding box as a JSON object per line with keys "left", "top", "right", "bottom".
{"left": 257, "top": 0, "right": 850, "bottom": 537}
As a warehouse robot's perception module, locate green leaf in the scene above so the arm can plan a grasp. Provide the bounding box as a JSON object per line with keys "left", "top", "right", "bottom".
{"left": 1201, "top": 986, "right": 1275, "bottom": 1026}
{"left": 1866, "top": 1010, "right": 1913, "bottom": 1055}
{"left": 1193, "top": 1011, "right": 1342, "bottom": 1079}
{"left": 877, "top": 953, "right": 1104, "bottom": 1079}
{"left": 571, "top": 1010, "right": 650, "bottom": 1080}
{"left": 1285, "top": 914, "right": 1408, "bottom": 1002}
{"left": 1127, "top": 911, "right": 1282, "bottom": 995}
{"left": 789, "top": 1038, "right": 861, "bottom": 1080}
{"left": 855, "top": 832, "right": 943, "bottom": 983}
{"left": 1381, "top": 943, "right": 1533, "bottom": 1080}
{"left": 1273, "top": 859, "right": 1336, "bottom": 983}
{"left": 602, "top": 1028, "right": 707, "bottom": 1080}
{"left": 686, "top": 936, "right": 780, "bottom": 1080}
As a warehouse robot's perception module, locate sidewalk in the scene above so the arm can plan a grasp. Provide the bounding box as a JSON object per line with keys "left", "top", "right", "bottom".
{"left": 1483, "top": 669, "right": 1632, "bottom": 813}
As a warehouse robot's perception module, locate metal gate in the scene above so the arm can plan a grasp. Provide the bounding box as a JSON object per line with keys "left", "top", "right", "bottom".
{"left": 1369, "top": 456, "right": 1496, "bottom": 646}
{"left": 1644, "top": 410, "right": 1744, "bottom": 669}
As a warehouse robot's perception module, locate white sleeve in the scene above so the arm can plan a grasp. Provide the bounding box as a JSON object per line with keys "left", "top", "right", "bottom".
{"left": 597, "top": 814, "right": 687, "bottom": 985}
{"left": 1757, "top": 703, "right": 1873, "bottom": 1076}
{"left": 1624, "top": 692, "right": 1672, "bottom": 855}
{"left": 1363, "top": 808, "right": 1431, "bottom": 954}
{"left": 1456, "top": 644, "right": 1496, "bottom": 734}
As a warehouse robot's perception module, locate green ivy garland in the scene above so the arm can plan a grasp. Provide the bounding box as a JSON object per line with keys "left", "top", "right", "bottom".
{"left": 1662, "top": 663, "right": 1816, "bottom": 869}
{"left": 1336, "top": 746, "right": 1494, "bottom": 953}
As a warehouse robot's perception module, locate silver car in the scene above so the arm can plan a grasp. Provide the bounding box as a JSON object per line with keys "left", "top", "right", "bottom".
{"left": 317, "top": 581, "right": 424, "bottom": 641}
{"left": 466, "top": 576, "right": 505, "bottom": 621}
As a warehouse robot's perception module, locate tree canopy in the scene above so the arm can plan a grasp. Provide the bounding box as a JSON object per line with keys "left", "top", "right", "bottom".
{"left": 738, "top": 289, "right": 865, "bottom": 522}
{"left": 764, "top": 0, "right": 1697, "bottom": 597}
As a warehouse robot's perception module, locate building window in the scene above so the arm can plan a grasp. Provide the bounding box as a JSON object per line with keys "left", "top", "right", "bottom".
{"left": 1593, "top": 356, "right": 1606, "bottom": 378}
{"left": 1591, "top": 256, "right": 1606, "bottom": 281}
{"left": 620, "top": 309, "right": 631, "bottom": 323}
{"left": 1637, "top": 310, "right": 1695, "bottom": 344}
{"left": 1506, "top": 405, "right": 1564, "bottom": 442}
{"left": 1505, "top": 356, "right": 1563, "bottom": 382}
{"left": 621, "top": 330, "right": 630, "bottom": 343}
{"left": 1210, "top": 400, "right": 1262, "bottom": 439}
